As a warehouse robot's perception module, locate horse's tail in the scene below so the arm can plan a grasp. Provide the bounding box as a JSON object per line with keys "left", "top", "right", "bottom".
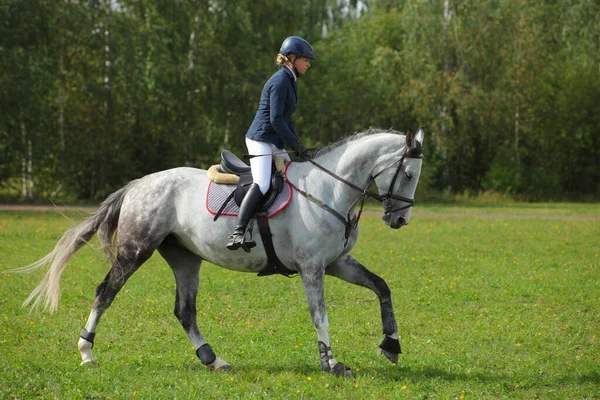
{"left": 9, "top": 180, "right": 138, "bottom": 313}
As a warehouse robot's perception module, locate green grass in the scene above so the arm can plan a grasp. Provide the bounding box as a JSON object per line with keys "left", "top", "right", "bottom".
{"left": 1, "top": 205, "right": 599, "bottom": 399}
{"left": 412, "top": 202, "right": 600, "bottom": 217}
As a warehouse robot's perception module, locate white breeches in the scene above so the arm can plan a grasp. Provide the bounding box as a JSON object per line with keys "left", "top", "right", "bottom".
{"left": 246, "top": 138, "right": 290, "bottom": 194}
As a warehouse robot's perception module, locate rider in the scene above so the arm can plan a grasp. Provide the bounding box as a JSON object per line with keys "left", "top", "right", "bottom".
{"left": 227, "top": 36, "right": 316, "bottom": 251}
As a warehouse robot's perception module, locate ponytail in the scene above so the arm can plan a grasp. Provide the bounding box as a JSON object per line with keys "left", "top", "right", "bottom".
{"left": 276, "top": 53, "right": 296, "bottom": 66}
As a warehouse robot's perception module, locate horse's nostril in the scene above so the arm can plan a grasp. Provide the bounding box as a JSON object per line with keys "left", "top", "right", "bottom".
{"left": 397, "top": 217, "right": 406, "bottom": 226}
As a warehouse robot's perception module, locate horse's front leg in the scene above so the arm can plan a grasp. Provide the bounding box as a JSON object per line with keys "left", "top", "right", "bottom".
{"left": 299, "top": 266, "right": 353, "bottom": 378}
{"left": 325, "top": 254, "right": 401, "bottom": 364}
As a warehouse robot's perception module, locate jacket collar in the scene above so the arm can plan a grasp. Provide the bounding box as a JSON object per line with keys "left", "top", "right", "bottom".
{"left": 283, "top": 65, "right": 297, "bottom": 82}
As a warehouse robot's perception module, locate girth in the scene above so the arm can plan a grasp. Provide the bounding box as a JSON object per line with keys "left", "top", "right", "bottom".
{"left": 255, "top": 212, "right": 296, "bottom": 277}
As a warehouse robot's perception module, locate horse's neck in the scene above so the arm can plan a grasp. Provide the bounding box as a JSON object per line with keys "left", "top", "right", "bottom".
{"left": 291, "top": 134, "right": 402, "bottom": 212}
{"left": 317, "top": 134, "right": 400, "bottom": 186}
{"left": 318, "top": 142, "right": 377, "bottom": 188}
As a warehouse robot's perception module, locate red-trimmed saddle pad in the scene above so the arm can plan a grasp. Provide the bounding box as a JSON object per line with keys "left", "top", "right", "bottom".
{"left": 206, "top": 181, "right": 293, "bottom": 218}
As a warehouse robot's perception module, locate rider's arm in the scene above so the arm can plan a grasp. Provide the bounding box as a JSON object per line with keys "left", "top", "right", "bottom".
{"left": 269, "top": 77, "right": 300, "bottom": 148}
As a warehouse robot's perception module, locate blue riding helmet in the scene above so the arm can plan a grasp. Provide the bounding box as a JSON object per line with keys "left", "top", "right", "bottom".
{"left": 280, "top": 36, "right": 316, "bottom": 60}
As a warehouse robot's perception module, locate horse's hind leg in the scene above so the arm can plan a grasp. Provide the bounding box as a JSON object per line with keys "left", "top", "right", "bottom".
{"left": 157, "top": 236, "right": 232, "bottom": 372}
{"left": 78, "top": 243, "right": 154, "bottom": 365}
{"left": 325, "top": 254, "right": 401, "bottom": 364}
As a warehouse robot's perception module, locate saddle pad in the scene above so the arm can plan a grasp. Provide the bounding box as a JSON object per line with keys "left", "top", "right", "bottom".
{"left": 206, "top": 181, "right": 293, "bottom": 218}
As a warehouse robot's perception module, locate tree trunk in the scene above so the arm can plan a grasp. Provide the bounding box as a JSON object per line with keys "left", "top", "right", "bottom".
{"left": 185, "top": 11, "right": 203, "bottom": 166}
{"left": 441, "top": 0, "right": 452, "bottom": 191}
{"left": 513, "top": 2, "right": 523, "bottom": 174}
{"left": 89, "top": 127, "right": 95, "bottom": 200}
{"left": 55, "top": 4, "right": 67, "bottom": 199}
{"left": 223, "top": 113, "right": 230, "bottom": 149}
{"left": 58, "top": 2, "right": 68, "bottom": 153}
{"left": 188, "top": 13, "right": 202, "bottom": 72}
{"left": 58, "top": 52, "right": 66, "bottom": 152}
{"left": 99, "top": 0, "right": 113, "bottom": 198}
{"left": 20, "top": 118, "right": 33, "bottom": 200}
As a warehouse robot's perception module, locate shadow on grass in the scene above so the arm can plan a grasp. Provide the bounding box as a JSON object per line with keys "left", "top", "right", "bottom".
{"left": 380, "top": 364, "right": 507, "bottom": 384}
{"left": 576, "top": 371, "right": 600, "bottom": 385}
{"left": 78, "top": 357, "right": 600, "bottom": 394}
{"left": 223, "top": 360, "right": 507, "bottom": 384}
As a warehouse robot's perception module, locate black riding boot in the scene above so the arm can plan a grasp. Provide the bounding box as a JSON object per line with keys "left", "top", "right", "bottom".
{"left": 227, "top": 183, "right": 264, "bottom": 252}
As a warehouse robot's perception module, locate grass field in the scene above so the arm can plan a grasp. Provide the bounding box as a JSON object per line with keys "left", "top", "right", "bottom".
{"left": 1, "top": 204, "right": 599, "bottom": 399}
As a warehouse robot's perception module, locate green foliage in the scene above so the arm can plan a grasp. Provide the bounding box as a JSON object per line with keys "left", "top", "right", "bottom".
{"left": 1, "top": 206, "right": 599, "bottom": 398}
{"left": 0, "top": 1, "right": 598, "bottom": 200}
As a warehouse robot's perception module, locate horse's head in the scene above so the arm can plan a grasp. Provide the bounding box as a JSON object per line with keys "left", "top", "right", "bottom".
{"left": 374, "top": 128, "right": 424, "bottom": 229}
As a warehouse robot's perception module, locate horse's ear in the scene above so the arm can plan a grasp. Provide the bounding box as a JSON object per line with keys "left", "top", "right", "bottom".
{"left": 405, "top": 129, "right": 414, "bottom": 149}
{"left": 415, "top": 127, "right": 424, "bottom": 147}
{"left": 407, "top": 127, "right": 424, "bottom": 158}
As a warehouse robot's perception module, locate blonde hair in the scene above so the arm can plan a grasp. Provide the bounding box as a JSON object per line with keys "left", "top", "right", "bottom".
{"left": 276, "top": 53, "right": 294, "bottom": 66}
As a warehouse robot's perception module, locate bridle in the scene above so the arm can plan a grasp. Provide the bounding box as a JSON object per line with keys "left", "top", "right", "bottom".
{"left": 283, "top": 145, "right": 422, "bottom": 244}
{"left": 372, "top": 155, "right": 416, "bottom": 212}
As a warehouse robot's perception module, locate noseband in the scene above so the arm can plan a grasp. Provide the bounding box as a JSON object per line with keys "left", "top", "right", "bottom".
{"left": 283, "top": 148, "right": 420, "bottom": 243}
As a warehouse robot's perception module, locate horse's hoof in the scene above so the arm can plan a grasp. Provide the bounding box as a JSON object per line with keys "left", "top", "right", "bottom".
{"left": 80, "top": 359, "right": 98, "bottom": 366}
{"left": 206, "top": 358, "right": 233, "bottom": 372}
{"left": 379, "top": 336, "right": 401, "bottom": 364}
{"left": 214, "top": 363, "right": 233, "bottom": 372}
{"left": 332, "top": 362, "right": 352, "bottom": 378}
{"left": 381, "top": 348, "right": 399, "bottom": 364}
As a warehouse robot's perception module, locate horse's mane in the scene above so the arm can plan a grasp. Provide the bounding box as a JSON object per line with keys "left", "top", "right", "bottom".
{"left": 312, "top": 128, "right": 404, "bottom": 158}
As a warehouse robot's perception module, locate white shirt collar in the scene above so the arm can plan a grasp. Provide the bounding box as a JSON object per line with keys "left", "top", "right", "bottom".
{"left": 284, "top": 65, "right": 297, "bottom": 81}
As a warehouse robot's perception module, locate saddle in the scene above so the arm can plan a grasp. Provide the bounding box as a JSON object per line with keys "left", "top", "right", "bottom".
{"left": 222, "top": 151, "right": 284, "bottom": 211}
{"left": 209, "top": 150, "right": 287, "bottom": 218}
{"left": 212, "top": 150, "right": 296, "bottom": 278}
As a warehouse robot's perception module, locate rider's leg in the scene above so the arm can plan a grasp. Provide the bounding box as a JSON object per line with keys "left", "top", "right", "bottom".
{"left": 226, "top": 183, "right": 264, "bottom": 251}
{"left": 226, "top": 139, "right": 271, "bottom": 251}
{"left": 247, "top": 138, "right": 273, "bottom": 194}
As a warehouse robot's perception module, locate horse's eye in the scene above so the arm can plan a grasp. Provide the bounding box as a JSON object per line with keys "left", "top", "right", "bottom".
{"left": 405, "top": 171, "right": 413, "bottom": 180}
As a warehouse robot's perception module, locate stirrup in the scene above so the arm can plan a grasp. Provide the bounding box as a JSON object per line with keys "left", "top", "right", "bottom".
{"left": 227, "top": 232, "right": 256, "bottom": 252}
{"left": 226, "top": 232, "right": 244, "bottom": 251}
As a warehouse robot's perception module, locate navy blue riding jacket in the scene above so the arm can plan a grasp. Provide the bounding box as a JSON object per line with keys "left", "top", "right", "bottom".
{"left": 246, "top": 66, "right": 300, "bottom": 149}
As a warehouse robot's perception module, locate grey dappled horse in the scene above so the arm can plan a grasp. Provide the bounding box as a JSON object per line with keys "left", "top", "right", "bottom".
{"left": 13, "top": 128, "right": 424, "bottom": 377}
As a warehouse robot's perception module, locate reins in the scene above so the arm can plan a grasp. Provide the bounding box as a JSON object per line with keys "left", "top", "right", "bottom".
{"left": 283, "top": 149, "right": 417, "bottom": 244}
{"left": 283, "top": 162, "right": 362, "bottom": 241}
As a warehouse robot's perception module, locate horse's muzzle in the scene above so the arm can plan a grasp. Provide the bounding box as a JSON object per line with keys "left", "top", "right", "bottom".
{"left": 381, "top": 213, "right": 408, "bottom": 229}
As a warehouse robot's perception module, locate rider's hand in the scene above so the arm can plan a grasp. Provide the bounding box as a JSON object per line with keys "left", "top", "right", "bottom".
{"left": 290, "top": 141, "right": 311, "bottom": 160}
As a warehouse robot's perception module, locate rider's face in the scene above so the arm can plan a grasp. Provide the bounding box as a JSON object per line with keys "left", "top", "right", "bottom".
{"left": 293, "top": 56, "right": 311, "bottom": 75}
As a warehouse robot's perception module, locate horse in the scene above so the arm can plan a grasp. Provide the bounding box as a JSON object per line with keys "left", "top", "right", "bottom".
{"left": 10, "top": 128, "right": 424, "bottom": 377}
